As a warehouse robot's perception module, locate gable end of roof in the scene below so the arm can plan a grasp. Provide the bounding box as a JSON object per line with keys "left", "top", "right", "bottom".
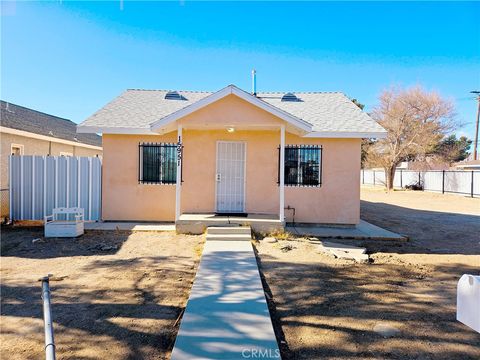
{"left": 149, "top": 85, "right": 313, "bottom": 133}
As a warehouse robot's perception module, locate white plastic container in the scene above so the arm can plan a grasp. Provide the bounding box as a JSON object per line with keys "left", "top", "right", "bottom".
{"left": 457, "top": 274, "right": 480, "bottom": 333}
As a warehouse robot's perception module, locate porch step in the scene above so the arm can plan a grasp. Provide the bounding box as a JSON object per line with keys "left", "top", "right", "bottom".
{"left": 177, "top": 215, "right": 283, "bottom": 235}
{"left": 206, "top": 234, "right": 252, "bottom": 241}
{"left": 206, "top": 228, "right": 252, "bottom": 241}
{"left": 207, "top": 226, "right": 252, "bottom": 235}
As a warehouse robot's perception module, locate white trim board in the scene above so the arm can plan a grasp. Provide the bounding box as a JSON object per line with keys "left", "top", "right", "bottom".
{"left": 11, "top": 143, "right": 24, "bottom": 155}
{"left": 0, "top": 126, "right": 103, "bottom": 150}
{"left": 303, "top": 131, "right": 387, "bottom": 139}
{"left": 150, "top": 85, "right": 313, "bottom": 134}
{"left": 76, "top": 125, "right": 156, "bottom": 135}
{"left": 76, "top": 127, "right": 387, "bottom": 139}
{"left": 76, "top": 126, "right": 387, "bottom": 139}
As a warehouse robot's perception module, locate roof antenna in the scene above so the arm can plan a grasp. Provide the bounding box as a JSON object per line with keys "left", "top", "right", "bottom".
{"left": 251, "top": 69, "right": 257, "bottom": 96}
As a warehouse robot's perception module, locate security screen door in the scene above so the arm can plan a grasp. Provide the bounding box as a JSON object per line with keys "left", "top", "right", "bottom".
{"left": 216, "top": 141, "right": 246, "bottom": 213}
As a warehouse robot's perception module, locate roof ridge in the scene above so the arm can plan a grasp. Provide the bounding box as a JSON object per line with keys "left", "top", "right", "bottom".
{"left": 257, "top": 91, "right": 344, "bottom": 94}
{"left": 1, "top": 100, "right": 102, "bottom": 146}
{"left": 0, "top": 100, "right": 76, "bottom": 124}
{"left": 125, "top": 89, "right": 345, "bottom": 96}
{"left": 126, "top": 88, "right": 213, "bottom": 93}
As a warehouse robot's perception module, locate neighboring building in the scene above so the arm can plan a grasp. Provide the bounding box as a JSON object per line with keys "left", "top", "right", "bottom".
{"left": 396, "top": 161, "right": 410, "bottom": 170}
{"left": 1, "top": 100, "right": 102, "bottom": 217}
{"left": 77, "top": 85, "right": 386, "bottom": 228}
{"left": 454, "top": 159, "right": 480, "bottom": 171}
{"left": 395, "top": 158, "right": 450, "bottom": 171}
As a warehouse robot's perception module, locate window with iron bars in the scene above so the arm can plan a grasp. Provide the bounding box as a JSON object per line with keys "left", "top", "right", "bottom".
{"left": 138, "top": 143, "right": 177, "bottom": 184}
{"left": 278, "top": 145, "right": 322, "bottom": 186}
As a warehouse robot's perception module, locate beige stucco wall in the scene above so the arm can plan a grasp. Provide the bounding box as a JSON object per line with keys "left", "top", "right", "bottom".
{"left": 101, "top": 95, "right": 361, "bottom": 224}
{"left": 178, "top": 94, "right": 284, "bottom": 129}
{"left": 102, "top": 133, "right": 177, "bottom": 221}
{"left": 182, "top": 129, "right": 280, "bottom": 215}
{"left": 0, "top": 132, "right": 102, "bottom": 216}
{"left": 284, "top": 135, "right": 361, "bottom": 224}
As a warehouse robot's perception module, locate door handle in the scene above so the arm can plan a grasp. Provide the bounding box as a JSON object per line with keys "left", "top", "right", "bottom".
{"left": 216, "top": 173, "right": 221, "bottom": 182}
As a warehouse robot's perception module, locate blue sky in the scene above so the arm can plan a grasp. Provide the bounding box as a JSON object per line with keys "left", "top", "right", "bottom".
{"left": 1, "top": 1, "right": 479, "bottom": 139}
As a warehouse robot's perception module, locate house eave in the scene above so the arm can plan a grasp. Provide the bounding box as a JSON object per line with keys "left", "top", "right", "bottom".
{"left": 76, "top": 126, "right": 156, "bottom": 135}
{"left": 75, "top": 127, "right": 387, "bottom": 139}
{"left": 303, "top": 131, "right": 388, "bottom": 139}
{"left": 1, "top": 125, "right": 103, "bottom": 150}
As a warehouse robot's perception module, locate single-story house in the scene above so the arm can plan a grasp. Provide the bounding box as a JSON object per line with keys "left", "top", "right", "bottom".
{"left": 0, "top": 100, "right": 102, "bottom": 218}
{"left": 77, "top": 85, "right": 386, "bottom": 230}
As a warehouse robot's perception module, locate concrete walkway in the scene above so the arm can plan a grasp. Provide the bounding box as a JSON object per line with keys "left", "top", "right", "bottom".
{"left": 171, "top": 237, "right": 280, "bottom": 359}
{"left": 84, "top": 222, "right": 175, "bottom": 231}
{"left": 287, "top": 219, "right": 407, "bottom": 241}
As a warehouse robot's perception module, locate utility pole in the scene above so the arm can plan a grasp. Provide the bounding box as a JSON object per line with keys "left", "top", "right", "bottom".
{"left": 471, "top": 91, "right": 480, "bottom": 160}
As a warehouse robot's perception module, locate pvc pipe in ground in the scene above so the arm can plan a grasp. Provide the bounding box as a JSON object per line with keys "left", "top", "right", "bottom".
{"left": 40, "top": 276, "right": 56, "bottom": 360}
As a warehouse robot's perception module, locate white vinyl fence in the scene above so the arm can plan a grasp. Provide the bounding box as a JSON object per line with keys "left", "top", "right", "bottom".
{"left": 361, "top": 169, "right": 480, "bottom": 198}
{"left": 9, "top": 156, "right": 102, "bottom": 221}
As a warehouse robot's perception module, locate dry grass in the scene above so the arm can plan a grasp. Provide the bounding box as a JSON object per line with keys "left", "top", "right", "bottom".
{"left": 1, "top": 227, "right": 204, "bottom": 360}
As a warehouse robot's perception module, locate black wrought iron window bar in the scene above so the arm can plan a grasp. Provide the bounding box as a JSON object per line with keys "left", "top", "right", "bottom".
{"left": 278, "top": 145, "right": 322, "bottom": 187}
{"left": 138, "top": 143, "right": 179, "bottom": 184}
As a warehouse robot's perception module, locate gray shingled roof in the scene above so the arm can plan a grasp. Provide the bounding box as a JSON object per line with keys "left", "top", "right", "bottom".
{"left": 80, "top": 90, "right": 211, "bottom": 130}
{"left": 1, "top": 100, "right": 102, "bottom": 147}
{"left": 259, "top": 92, "right": 385, "bottom": 133}
{"left": 78, "top": 87, "right": 385, "bottom": 134}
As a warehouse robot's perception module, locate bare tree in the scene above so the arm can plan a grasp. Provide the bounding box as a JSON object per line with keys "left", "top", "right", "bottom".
{"left": 366, "top": 86, "right": 456, "bottom": 190}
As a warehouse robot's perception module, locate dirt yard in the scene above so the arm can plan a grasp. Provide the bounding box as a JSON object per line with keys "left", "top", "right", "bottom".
{"left": 1, "top": 189, "right": 479, "bottom": 360}
{"left": 255, "top": 188, "right": 480, "bottom": 360}
{"left": 1, "top": 227, "right": 204, "bottom": 360}
{"left": 361, "top": 186, "right": 480, "bottom": 255}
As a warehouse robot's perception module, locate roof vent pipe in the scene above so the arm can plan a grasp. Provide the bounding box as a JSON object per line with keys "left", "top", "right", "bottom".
{"left": 251, "top": 69, "right": 257, "bottom": 96}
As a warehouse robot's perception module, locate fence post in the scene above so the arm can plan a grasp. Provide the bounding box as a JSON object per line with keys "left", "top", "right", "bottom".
{"left": 20, "top": 156, "right": 24, "bottom": 219}
{"left": 55, "top": 158, "right": 58, "bottom": 209}
{"left": 373, "top": 170, "right": 375, "bottom": 186}
{"left": 442, "top": 170, "right": 445, "bottom": 194}
{"left": 88, "top": 157, "right": 92, "bottom": 221}
{"left": 362, "top": 169, "right": 364, "bottom": 184}
{"left": 44, "top": 156, "right": 47, "bottom": 219}
{"left": 472, "top": 171, "right": 474, "bottom": 198}
{"left": 418, "top": 171, "right": 421, "bottom": 187}
{"left": 32, "top": 157, "right": 35, "bottom": 220}
{"left": 9, "top": 156, "right": 12, "bottom": 221}
{"left": 400, "top": 169, "right": 403, "bottom": 188}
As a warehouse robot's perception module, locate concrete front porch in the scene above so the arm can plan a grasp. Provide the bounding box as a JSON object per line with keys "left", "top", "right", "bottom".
{"left": 176, "top": 213, "right": 284, "bottom": 234}
{"left": 287, "top": 220, "right": 408, "bottom": 241}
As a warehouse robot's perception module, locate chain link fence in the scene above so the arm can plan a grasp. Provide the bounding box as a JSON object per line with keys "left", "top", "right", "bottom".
{"left": 1, "top": 188, "right": 9, "bottom": 220}
{"left": 361, "top": 169, "right": 480, "bottom": 198}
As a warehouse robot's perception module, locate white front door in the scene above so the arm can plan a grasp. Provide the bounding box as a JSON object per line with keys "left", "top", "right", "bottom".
{"left": 216, "top": 141, "right": 246, "bottom": 213}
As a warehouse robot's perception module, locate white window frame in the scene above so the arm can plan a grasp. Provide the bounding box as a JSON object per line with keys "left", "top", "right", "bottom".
{"left": 11, "top": 143, "right": 24, "bottom": 155}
